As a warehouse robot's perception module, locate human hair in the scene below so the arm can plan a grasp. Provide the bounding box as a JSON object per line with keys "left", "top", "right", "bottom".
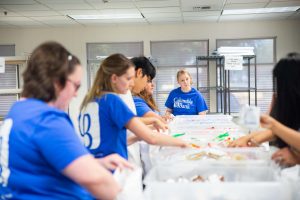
{"left": 137, "top": 89, "right": 160, "bottom": 112}
{"left": 22, "top": 41, "right": 80, "bottom": 102}
{"left": 131, "top": 57, "right": 156, "bottom": 79}
{"left": 80, "top": 53, "right": 134, "bottom": 111}
{"left": 176, "top": 69, "right": 193, "bottom": 84}
{"left": 270, "top": 52, "right": 300, "bottom": 147}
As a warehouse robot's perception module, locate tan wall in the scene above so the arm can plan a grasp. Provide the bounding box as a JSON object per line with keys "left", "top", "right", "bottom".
{"left": 1, "top": 19, "right": 299, "bottom": 128}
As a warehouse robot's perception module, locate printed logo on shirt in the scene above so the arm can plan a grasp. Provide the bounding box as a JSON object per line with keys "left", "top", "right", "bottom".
{"left": 173, "top": 97, "right": 193, "bottom": 109}
{"left": 79, "top": 102, "right": 101, "bottom": 150}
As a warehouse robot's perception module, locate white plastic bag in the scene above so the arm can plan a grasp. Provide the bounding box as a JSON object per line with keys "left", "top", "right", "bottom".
{"left": 113, "top": 167, "right": 144, "bottom": 200}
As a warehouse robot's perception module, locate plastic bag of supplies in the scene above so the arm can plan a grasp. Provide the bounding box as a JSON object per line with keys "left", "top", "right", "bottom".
{"left": 113, "top": 166, "right": 144, "bottom": 200}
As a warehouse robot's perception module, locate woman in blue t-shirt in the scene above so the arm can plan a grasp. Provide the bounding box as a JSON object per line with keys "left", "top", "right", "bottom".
{"left": 0, "top": 42, "right": 131, "bottom": 200}
{"left": 165, "top": 69, "right": 208, "bottom": 116}
{"left": 79, "top": 54, "right": 187, "bottom": 160}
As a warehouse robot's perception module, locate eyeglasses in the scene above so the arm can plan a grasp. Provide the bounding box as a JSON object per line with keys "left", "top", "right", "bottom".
{"left": 67, "top": 79, "right": 81, "bottom": 91}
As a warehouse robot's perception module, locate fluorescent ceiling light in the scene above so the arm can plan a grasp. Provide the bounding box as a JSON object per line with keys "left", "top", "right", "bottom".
{"left": 68, "top": 14, "right": 143, "bottom": 20}
{"left": 223, "top": 6, "right": 300, "bottom": 15}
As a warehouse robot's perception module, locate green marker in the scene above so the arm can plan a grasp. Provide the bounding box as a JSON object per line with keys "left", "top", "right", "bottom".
{"left": 172, "top": 133, "right": 186, "bottom": 138}
{"left": 213, "top": 132, "right": 229, "bottom": 141}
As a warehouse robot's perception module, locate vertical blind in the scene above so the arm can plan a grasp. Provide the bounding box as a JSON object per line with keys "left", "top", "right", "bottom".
{"left": 86, "top": 42, "right": 144, "bottom": 88}
{"left": 150, "top": 40, "right": 209, "bottom": 114}
{"left": 0, "top": 45, "right": 16, "bottom": 118}
{"left": 216, "top": 38, "right": 276, "bottom": 113}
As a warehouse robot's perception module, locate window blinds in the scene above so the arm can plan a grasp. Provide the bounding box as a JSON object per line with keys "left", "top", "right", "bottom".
{"left": 0, "top": 45, "right": 16, "bottom": 118}
{"left": 86, "top": 42, "right": 143, "bottom": 88}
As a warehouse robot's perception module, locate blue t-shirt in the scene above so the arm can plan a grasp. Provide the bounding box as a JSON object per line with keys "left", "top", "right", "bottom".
{"left": 165, "top": 87, "right": 208, "bottom": 116}
{"left": 78, "top": 93, "right": 135, "bottom": 160}
{"left": 0, "top": 98, "right": 91, "bottom": 200}
{"left": 133, "top": 96, "right": 152, "bottom": 117}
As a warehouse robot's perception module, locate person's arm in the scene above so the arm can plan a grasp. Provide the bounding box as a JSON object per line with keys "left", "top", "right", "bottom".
{"left": 165, "top": 108, "right": 173, "bottom": 116}
{"left": 139, "top": 116, "right": 168, "bottom": 132}
{"left": 261, "top": 114, "right": 300, "bottom": 152}
{"left": 228, "top": 129, "right": 275, "bottom": 147}
{"left": 126, "top": 117, "right": 187, "bottom": 147}
{"left": 143, "top": 110, "right": 166, "bottom": 123}
{"left": 267, "top": 93, "right": 276, "bottom": 115}
{"left": 63, "top": 154, "right": 120, "bottom": 200}
{"left": 271, "top": 147, "right": 300, "bottom": 167}
{"left": 164, "top": 108, "right": 174, "bottom": 120}
{"left": 127, "top": 135, "right": 141, "bottom": 146}
{"left": 97, "top": 153, "right": 133, "bottom": 171}
{"left": 198, "top": 110, "right": 207, "bottom": 115}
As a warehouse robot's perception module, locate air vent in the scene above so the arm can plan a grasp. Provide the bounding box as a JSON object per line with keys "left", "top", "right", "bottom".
{"left": 193, "top": 6, "right": 211, "bottom": 11}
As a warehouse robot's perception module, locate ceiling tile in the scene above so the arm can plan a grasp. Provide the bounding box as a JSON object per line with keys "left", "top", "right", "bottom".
{"left": 267, "top": 1, "right": 300, "bottom": 7}
{"left": 76, "top": 19, "right": 115, "bottom": 24}
{"left": 148, "top": 17, "right": 182, "bottom": 24}
{"left": 184, "top": 15, "right": 219, "bottom": 22}
{"left": 1, "top": 4, "right": 50, "bottom": 11}
{"left": 0, "top": 0, "right": 298, "bottom": 27}
{"left": 135, "top": 0, "right": 180, "bottom": 8}
{"left": 181, "top": 0, "right": 223, "bottom": 12}
{"left": 0, "top": 0, "right": 36, "bottom": 5}
{"left": 46, "top": 3, "right": 93, "bottom": 10}
{"left": 140, "top": 7, "right": 180, "bottom": 13}
{"left": 271, "top": 0, "right": 300, "bottom": 2}
{"left": 17, "top": 10, "right": 60, "bottom": 17}
{"left": 38, "top": 0, "right": 86, "bottom": 3}
{"left": 30, "top": 16, "right": 71, "bottom": 21}
{"left": 182, "top": 11, "right": 221, "bottom": 17}
{"left": 226, "top": 0, "right": 269, "bottom": 3}
{"left": 220, "top": 12, "right": 292, "bottom": 21}
{"left": 87, "top": 2, "right": 136, "bottom": 9}
{"left": 29, "top": 15, "right": 79, "bottom": 26}
{"left": 143, "top": 12, "right": 181, "bottom": 18}
{"left": 113, "top": 18, "right": 147, "bottom": 23}
{"left": 59, "top": 10, "right": 100, "bottom": 15}
{"left": 0, "top": 16, "right": 32, "bottom": 22}
{"left": 99, "top": 8, "right": 140, "bottom": 15}
{"left": 0, "top": 8, "right": 21, "bottom": 16}
{"left": 224, "top": 3, "right": 267, "bottom": 9}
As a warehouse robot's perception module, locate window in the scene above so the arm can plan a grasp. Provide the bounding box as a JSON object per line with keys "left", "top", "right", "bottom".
{"left": 86, "top": 42, "right": 143, "bottom": 88}
{"left": 0, "top": 45, "right": 17, "bottom": 120}
{"left": 150, "top": 40, "right": 209, "bottom": 114}
{"left": 216, "top": 38, "right": 276, "bottom": 113}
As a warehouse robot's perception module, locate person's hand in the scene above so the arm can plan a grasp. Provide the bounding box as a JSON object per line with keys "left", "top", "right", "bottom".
{"left": 260, "top": 114, "right": 276, "bottom": 130}
{"left": 97, "top": 154, "right": 134, "bottom": 171}
{"left": 162, "top": 114, "right": 174, "bottom": 122}
{"left": 228, "top": 135, "right": 259, "bottom": 147}
{"left": 152, "top": 118, "right": 168, "bottom": 132}
{"left": 271, "top": 147, "right": 300, "bottom": 167}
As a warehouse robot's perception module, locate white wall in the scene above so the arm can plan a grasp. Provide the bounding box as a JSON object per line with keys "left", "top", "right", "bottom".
{"left": 1, "top": 19, "right": 299, "bottom": 128}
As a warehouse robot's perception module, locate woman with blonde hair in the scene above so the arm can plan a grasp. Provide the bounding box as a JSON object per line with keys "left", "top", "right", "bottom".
{"left": 165, "top": 69, "right": 208, "bottom": 116}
